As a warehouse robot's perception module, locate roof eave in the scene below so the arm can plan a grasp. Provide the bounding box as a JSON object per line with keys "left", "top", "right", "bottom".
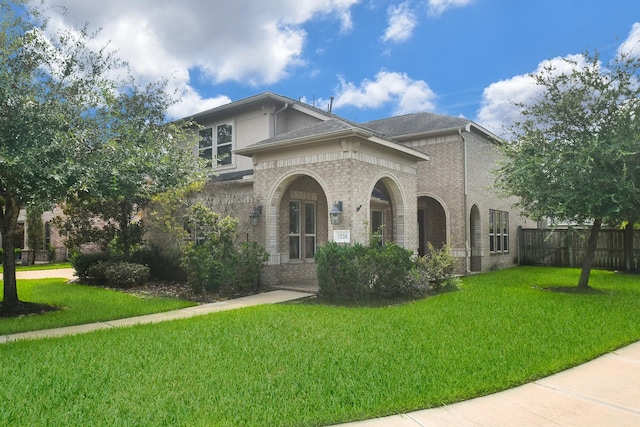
{"left": 234, "top": 128, "right": 371, "bottom": 156}
{"left": 391, "top": 122, "right": 504, "bottom": 145}
{"left": 235, "top": 128, "right": 430, "bottom": 162}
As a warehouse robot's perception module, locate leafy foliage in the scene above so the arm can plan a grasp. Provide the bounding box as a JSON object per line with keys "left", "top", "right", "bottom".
{"left": 53, "top": 79, "right": 203, "bottom": 260}
{"left": 71, "top": 251, "right": 111, "bottom": 281}
{"left": 495, "top": 51, "right": 640, "bottom": 287}
{"left": 314, "top": 241, "right": 453, "bottom": 301}
{"left": 0, "top": 0, "right": 119, "bottom": 306}
{"left": 406, "top": 244, "right": 459, "bottom": 294}
{"left": 131, "top": 247, "right": 186, "bottom": 282}
{"left": 85, "top": 261, "right": 150, "bottom": 288}
{"left": 178, "top": 204, "right": 269, "bottom": 294}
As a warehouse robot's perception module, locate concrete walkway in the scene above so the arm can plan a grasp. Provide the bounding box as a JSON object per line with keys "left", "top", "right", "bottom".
{"left": 5, "top": 268, "right": 640, "bottom": 425}
{"left": 1, "top": 267, "right": 77, "bottom": 281}
{"left": 0, "top": 290, "right": 314, "bottom": 343}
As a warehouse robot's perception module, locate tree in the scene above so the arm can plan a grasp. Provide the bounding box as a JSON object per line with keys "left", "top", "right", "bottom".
{"left": 0, "top": 0, "right": 118, "bottom": 311}
{"left": 496, "top": 52, "right": 640, "bottom": 288}
{"left": 54, "top": 79, "right": 203, "bottom": 260}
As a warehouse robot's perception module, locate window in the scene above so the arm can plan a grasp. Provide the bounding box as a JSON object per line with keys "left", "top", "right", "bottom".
{"left": 489, "top": 209, "right": 509, "bottom": 253}
{"left": 44, "top": 222, "right": 51, "bottom": 250}
{"left": 199, "top": 122, "right": 233, "bottom": 167}
{"left": 304, "top": 202, "right": 316, "bottom": 259}
{"left": 289, "top": 202, "right": 300, "bottom": 260}
{"left": 371, "top": 210, "right": 384, "bottom": 246}
{"left": 289, "top": 201, "right": 316, "bottom": 260}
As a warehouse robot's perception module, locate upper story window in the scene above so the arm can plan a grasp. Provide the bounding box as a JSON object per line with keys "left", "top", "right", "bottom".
{"left": 199, "top": 122, "right": 233, "bottom": 167}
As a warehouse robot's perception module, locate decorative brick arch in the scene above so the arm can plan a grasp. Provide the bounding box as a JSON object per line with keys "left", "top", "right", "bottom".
{"left": 263, "top": 169, "right": 333, "bottom": 262}
{"left": 366, "top": 172, "right": 410, "bottom": 249}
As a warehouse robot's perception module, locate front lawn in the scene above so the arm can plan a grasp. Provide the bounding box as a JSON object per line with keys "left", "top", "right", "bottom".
{"left": 1, "top": 267, "right": 639, "bottom": 426}
{"left": 0, "top": 279, "right": 195, "bottom": 334}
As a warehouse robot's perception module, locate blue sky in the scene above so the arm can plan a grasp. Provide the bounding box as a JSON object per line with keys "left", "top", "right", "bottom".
{"left": 43, "top": 0, "right": 640, "bottom": 134}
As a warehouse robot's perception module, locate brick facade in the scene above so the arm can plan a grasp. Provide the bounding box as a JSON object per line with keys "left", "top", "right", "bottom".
{"left": 174, "top": 93, "right": 527, "bottom": 286}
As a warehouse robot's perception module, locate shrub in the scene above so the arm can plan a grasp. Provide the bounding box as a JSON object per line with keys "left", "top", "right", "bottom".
{"left": 231, "top": 241, "right": 270, "bottom": 293}
{"left": 84, "top": 261, "right": 150, "bottom": 288}
{"left": 180, "top": 204, "right": 239, "bottom": 294}
{"left": 315, "top": 242, "right": 414, "bottom": 300}
{"left": 406, "top": 244, "right": 459, "bottom": 295}
{"left": 72, "top": 252, "right": 112, "bottom": 281}
{"left": 103, "top": 262, "right": 150, "bottom": 288}
{"left": 316, "top": 242, "right": 459, "bottom": 301}
{"left": 315, "top": 242, "right": 371, "bottom": 299}
{"left": 368, "top": 242, "right": 414, "bottom": 297}
{"left": 132, "top": 247, "right": 186, "bottom": 282}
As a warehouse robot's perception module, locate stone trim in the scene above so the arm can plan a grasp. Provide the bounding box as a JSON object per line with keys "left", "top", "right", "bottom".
{"left": 255, "top": 151, "right": 417, "bottom": 175}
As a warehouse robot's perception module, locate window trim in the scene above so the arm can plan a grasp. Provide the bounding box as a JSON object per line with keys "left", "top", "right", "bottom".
{"left": 198, "top": 121, "right": 234, "bottom": 169}
{"left": 288, "top": 200, "right": 317, "bottom": 261}
{"left": 304, "top": 201, "right": 316, "bottom": 259}
{"left": 289, "top": 201, "right": 301, "bottom": 260}
{"left": 489, "top": 209, "right": 509, "bottom": 254}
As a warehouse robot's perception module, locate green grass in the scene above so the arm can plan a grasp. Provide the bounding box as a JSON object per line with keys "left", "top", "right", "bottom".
{"left": 0, "top": 262, "right": 72, "bottom": 273}
{"left": 0, "top": 279, "right": 195, "bottom": 334}
{"left": 1, "top": 267, "right": 640, "bottom": 426}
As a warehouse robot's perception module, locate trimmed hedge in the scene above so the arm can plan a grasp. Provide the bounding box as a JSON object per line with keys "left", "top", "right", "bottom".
{"left": 316, "top": 242, "right": 458, "bottom": 301}
{"left": 72, "top": 252, "right": 150, "bottom": 288}
{"left": 315, "top": 242, "right": 414, "bottom": 300}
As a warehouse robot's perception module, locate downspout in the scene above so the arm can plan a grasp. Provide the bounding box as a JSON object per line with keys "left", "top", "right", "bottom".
{"left": 273, "top": 103, "right": 289, "bottom": 137}
{"left": 460, "top": 127, "right": 470, "bottom": 274}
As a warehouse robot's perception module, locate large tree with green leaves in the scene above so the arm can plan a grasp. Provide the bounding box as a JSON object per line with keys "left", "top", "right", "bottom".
{"left": 0, "top": 0, "right": 119, "bottom": 311}
{"left": 54, "top": 78, "right": 202, "bottom": 260}
{"left": 496, "top": 52, "right": 640, "bottom": 288}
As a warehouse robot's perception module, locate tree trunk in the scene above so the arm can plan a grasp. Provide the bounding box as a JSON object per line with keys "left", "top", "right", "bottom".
{"left": 120, "top": 202, "right": 131, "bottom": 261}
{"left": 577, "top": 218, "right": 602, "bottom": 289}
{"left": 1, "top": 197, "right": 21, "bottom": 306}
{"left": 624, "top": 222, "right": 634, "bottom": 272}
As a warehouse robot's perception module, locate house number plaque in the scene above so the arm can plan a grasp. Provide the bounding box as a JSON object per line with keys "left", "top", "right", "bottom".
{"left": 333, "top": 230, "right": 351, "bottom": 243}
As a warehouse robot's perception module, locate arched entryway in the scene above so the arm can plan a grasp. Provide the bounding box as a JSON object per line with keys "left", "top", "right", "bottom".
{"left": 470, "top": 204, "right": 482, "bottom": 272}
{"left": 277, "top": 175, "right": 329, "bottom": 263}
{"left": 417, "top": 196, "right": 447, "bottom": 256}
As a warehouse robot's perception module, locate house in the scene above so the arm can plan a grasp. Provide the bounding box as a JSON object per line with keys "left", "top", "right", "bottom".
{"left": 181, "top": 92, "right": 525, "bottom": 287}
{"left": 0, "top": 208, "right": 67, "bottom": 264}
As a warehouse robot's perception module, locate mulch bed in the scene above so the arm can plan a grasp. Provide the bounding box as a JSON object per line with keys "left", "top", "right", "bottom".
{"left": 0, "top": 301, "right": 60, "bottom": 318}
{"left": 114, "top": 281, "right": 224, "bottom": 303}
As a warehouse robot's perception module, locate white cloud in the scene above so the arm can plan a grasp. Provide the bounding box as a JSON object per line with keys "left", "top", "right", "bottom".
{"left": 476, "top": 54, "right": 590, "bottom": 136}
{"left": 427, "top": 0, "right": 476, "bottom": 17}
{"left": 168, "top": 88, "right": 231, "bottom": 119}
{"left": 382, "top": 2, "right": 418, "bottom": 43}
{"left": 41, "top": 0, "right": 360, "bottom": 118}
{"left": 618, "top": 22, "right": 640, "bottom": 58}
{"left": 333, "top": 70, "right": 437, "bottom": 115}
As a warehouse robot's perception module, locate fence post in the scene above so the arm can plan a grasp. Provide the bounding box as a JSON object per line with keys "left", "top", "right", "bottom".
{"left": 517, "top": 226, "right": 523, "bottom": 265}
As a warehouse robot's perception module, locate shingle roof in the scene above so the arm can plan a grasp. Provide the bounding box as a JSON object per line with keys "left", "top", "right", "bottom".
{"left": 252, "top": 118, "right": 367, "bottom": 146}
{"left": 362, "top": 112, "right": 471, "bottom": 138}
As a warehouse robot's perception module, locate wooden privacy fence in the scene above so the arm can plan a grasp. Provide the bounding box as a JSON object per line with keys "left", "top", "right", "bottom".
{"left": 519, "top": 228, "right": 640, "bottom": 270}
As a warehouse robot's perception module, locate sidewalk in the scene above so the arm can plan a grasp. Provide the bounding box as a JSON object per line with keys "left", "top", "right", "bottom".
{"left": 5, "top": 268, "right": 640, "bottom": 425}
{"left": 1, "top": 272, "right": 313, "bottom": 343}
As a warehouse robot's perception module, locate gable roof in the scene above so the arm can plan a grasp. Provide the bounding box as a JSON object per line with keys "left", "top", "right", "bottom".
{"left": 362, "top": 112, "right": 471, "bottom": 138}
{"left": 235, "top": 116, "right": 430, "bottom": 161}
{"left": 184, "top": 91, "right": 334, "bottom": 123}
{"left": 362, "top": 112, "right": 503, "bottom": 143}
